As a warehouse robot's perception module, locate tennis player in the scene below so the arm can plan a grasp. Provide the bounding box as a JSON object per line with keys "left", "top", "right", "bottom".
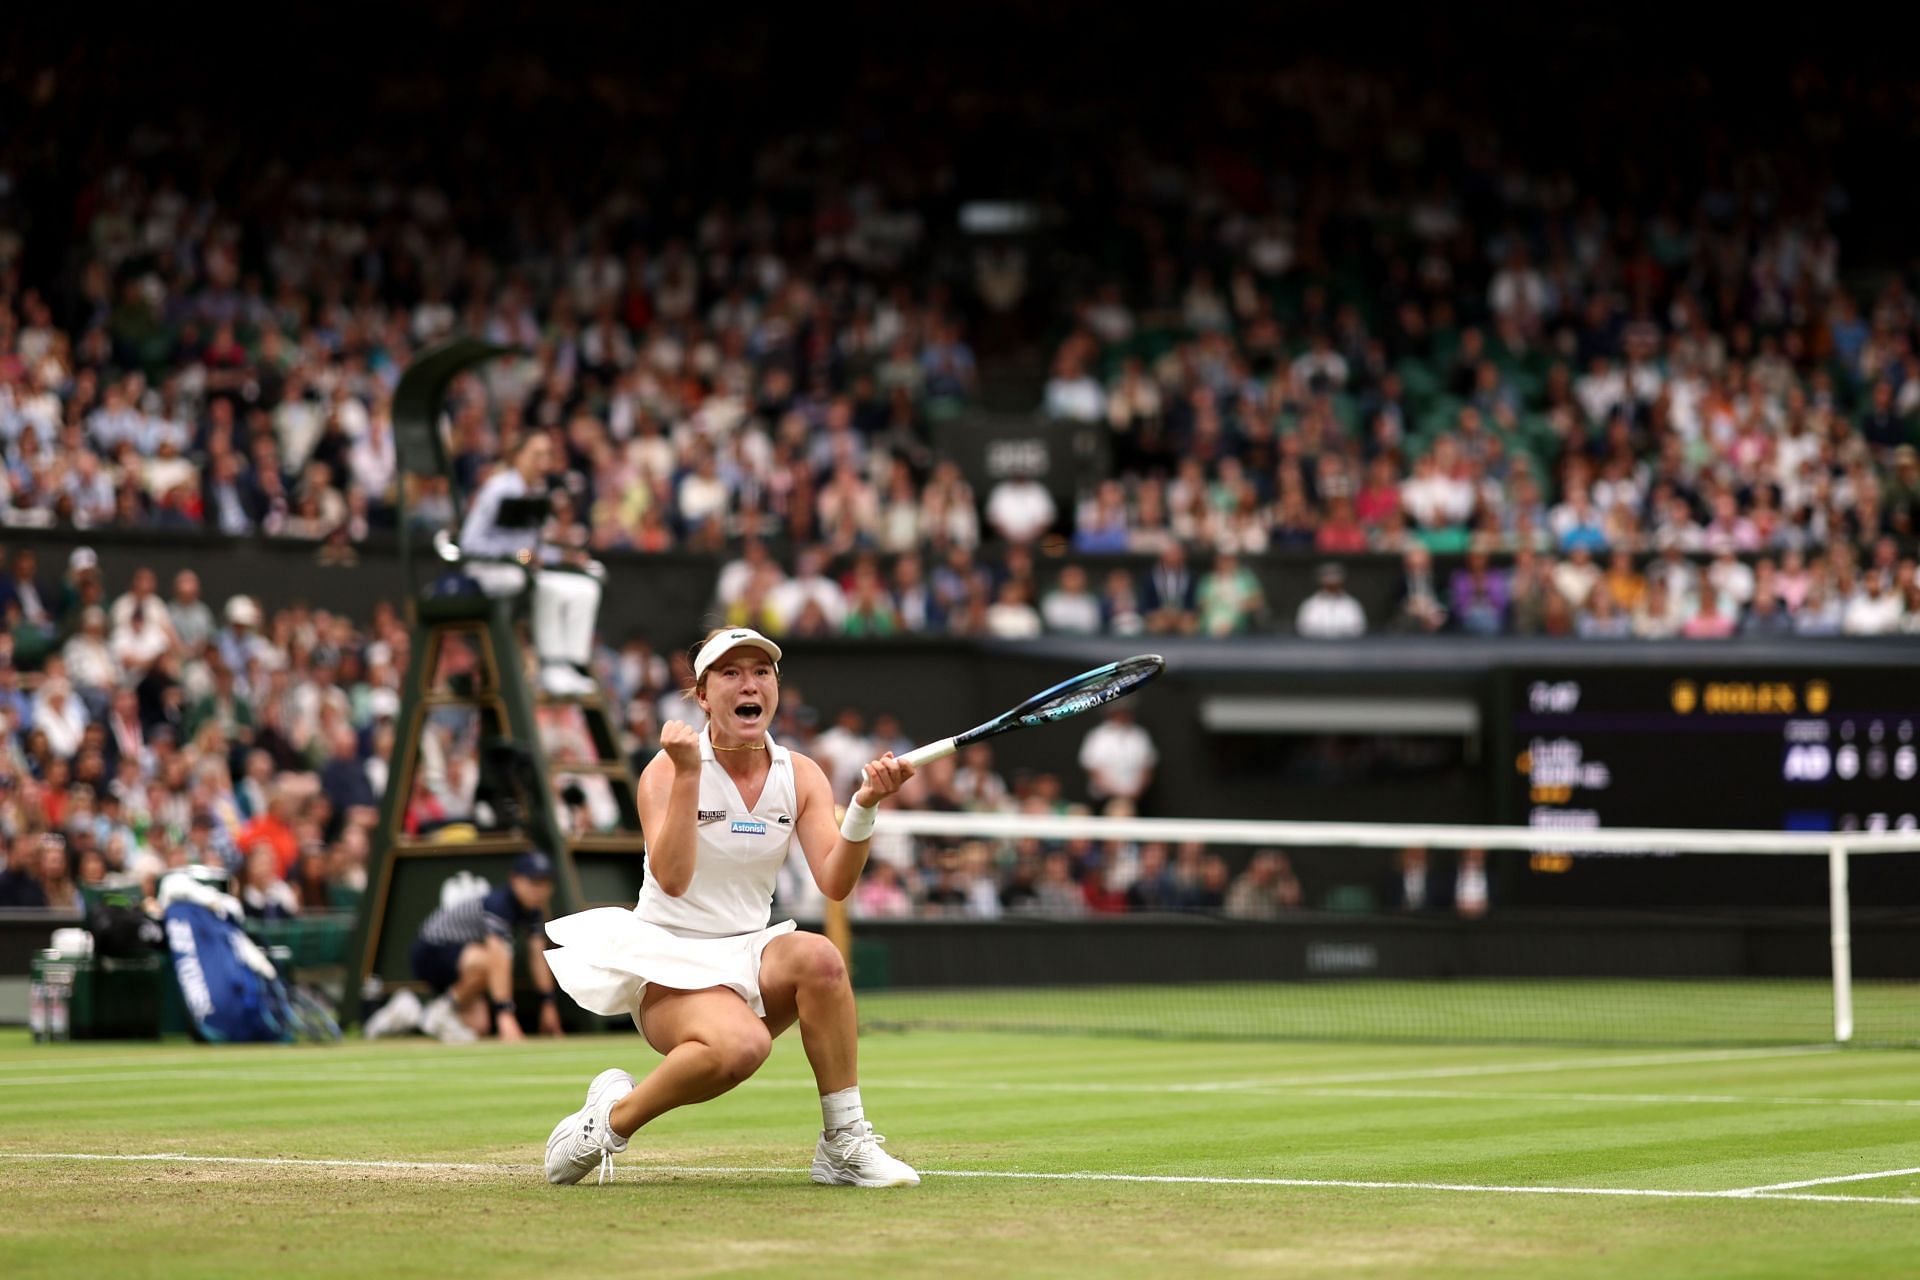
{"left": 540, "top": 627, "right": 921, "bottom": 1187}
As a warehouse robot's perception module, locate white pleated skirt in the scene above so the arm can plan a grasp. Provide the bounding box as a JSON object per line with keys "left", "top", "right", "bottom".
{"left": 544, "top": 907, "right": 797, "bottom": 1027}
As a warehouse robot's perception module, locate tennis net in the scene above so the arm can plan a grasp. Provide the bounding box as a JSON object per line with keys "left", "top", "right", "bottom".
{"left": 830, "top": 812, "right": 1920, "bottom": 1047}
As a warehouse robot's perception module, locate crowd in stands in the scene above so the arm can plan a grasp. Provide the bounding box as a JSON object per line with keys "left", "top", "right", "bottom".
{"left": 1025, "top": 57, "right": 1920, "bottom": 638}
{"left": 0, "top": 545, "right": 1276, "bottom": 924}
{"left": 0, "top": 556, "right": 399, "bottom": 918}
{"left": 3, "top": 62, "right": 1916, "bottom": 645}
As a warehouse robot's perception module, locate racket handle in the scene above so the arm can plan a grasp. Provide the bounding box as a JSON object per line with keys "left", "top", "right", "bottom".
{"left": 900, "top": 737, "right": 958, "bottom": 769}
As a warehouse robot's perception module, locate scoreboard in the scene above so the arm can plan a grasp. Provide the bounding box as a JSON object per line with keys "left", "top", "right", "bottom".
{"left": 1501, "top": 667, "right": 1920, "bottom": 907}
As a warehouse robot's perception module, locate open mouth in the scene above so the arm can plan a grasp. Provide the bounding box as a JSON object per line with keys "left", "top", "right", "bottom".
{"left": 734, "top": 702, "right": 764, "bottom": 724}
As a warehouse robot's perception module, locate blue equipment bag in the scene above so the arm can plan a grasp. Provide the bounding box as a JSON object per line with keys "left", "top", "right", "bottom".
{"left": 162, "top": 899, "right": 294, "bottom": 1044}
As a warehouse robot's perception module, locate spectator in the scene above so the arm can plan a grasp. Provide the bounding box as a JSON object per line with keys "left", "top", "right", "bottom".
{"left": 37, "top": 836, "right": 81, "bottom": 912}
{"left": 239, "top": 844, "right": 300, "bottom": 920}
{"left": 715, "top": 538, "right": 784, "bottom": 612}
{"left": 1577, "top": 588, "right": 1633, "bottom": 638}
{"left": 1794, "top": 579, "right": 1845, "bottom": 636}
{"left": 842, "top": 561, "right": 902, "bottom": 637}
{"left": 1843, "top": 572, "right": 1904, "bottom": 635}
{"left": 953, "top": 743, "right": 1011, "bottom": 812}
{"left": 1142, "top": 543, "right": 1199, "bottom": 634}
{"left": 814, "top": 709, "right": 875, "bottom": 804}
{"left": 1074, "top": 481, "right": 1134, "bottom": 553}
{"left": 1044, "top": 351, "right": 1106, "bottom": 423}
{"left": 1681, "top": 589, "right": 1738, "bottom": 639}
{"left": 0, "top": 550, "right": 58, "bottom": 662}
{"left": 1389, "top": 847, "right": 1438, "bottom": 911}
{"left": 1198, "top": 552, "right": 1266, "bottom": 636}
{"left": 1078, "top": 705, "right": 1158, "bottom": 807}
{"left": 1450, "top": 548, "right": 1510, "bottom": 635}
{"left": 1742, "top": 590, "right": 1795, "bottom": 635}
{"left": 1454, "top": 848, "right": 1490, "bottom": 918}
{"left": 217, "top": 596, "right": 270, "bottom": 691}
{"left": 768, "top": 547, "right": 848, "bottom": 635}
{"left": 1224, "top": 851, "right": 1303, "bottom": 920}
{"left": 1390, "top": 544, "right": 1448, "bottom": 633}
{"left": 985, "top": 471, "right": 1058, "bottom": 544}
{"left": 1040, "top": 565, "right": 1103, "bottom": 635}
{"left": 984, "top": 580, "right": 1043, "bottom": 638}
{"left": 1033, "top": 851, "right": 1088, "bottom": 917}
{"left": 853, "top": 860, "right": 913, "bottom": 919}
{"left": 238, "top": 782, "right": 302, "bottom": 878}
{"left": 1550, "top": 545, "right": 1602, "bottom": 611}
{"left": 1296, "top": 563, "right": 1365, "bottom": 638}
{"left": 1125, "top": 842, "right": 1178, "bottom": 911}
{"left": 0, "top": 835, "right": 47, "bottom": 907}
{"left": 1600, "top": 551, "right": 1646, "bottom": 614}
{"left": 63, "top": 608, "right": 121, "bottom": 699}
{"left": 1100, "top": 568, "right": 1146, "bottom": 636}
{"left": 34, "top": 677, "right": 89, "bottom": 760}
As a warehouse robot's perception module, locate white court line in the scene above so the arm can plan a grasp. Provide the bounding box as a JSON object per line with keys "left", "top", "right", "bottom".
{"left": 0, "top": 1042, "right": 1839, "bottom": 1080}
{"left": 1732, "top": 1166, "right": 1920, "bottom": 1194}
{"left": 1239, "top": 1044, "right": 1839, "bottom": 1087}
{"left": 12, "top": 1074, "right": 1920, "bottom": 1115}
{"left": 879, "top": 1045, "right": 1843, "bottom": 1095}
{"left": 1278, "top": 1087, "right": 1920, "bottom": 1110}
{"left": 0, "top": 1044, "right": 1832, "bottom": 1093}
{"left": 0, "top": 1070, "right": 599, "bottom": 1090}
{"left": 3, "top": 1151, "right": 1918, "bottom": 1207}
{"left": 0, "top": 1044, "right": 1867, "bottom": 1100}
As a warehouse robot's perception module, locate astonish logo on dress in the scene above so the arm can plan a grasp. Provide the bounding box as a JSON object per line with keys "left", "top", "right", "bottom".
{"left": 731, "top": 818, "right": 768, "bottom": 835}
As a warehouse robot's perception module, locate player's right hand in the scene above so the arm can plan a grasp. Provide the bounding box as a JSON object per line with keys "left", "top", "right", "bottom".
{"left": 661, "top": 719, "right": 702, "bottom": 772}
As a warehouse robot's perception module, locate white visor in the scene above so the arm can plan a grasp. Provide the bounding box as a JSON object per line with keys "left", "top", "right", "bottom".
{"left": 693, "top": 628, "right": 784, "bottom": 680}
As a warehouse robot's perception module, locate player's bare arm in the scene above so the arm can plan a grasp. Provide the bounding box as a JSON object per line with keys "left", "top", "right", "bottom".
{"left": 636, "top": 720, "right": 703, "bottom": 897}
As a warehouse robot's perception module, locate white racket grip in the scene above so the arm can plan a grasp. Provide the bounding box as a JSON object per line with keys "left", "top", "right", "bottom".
{"left": 901, "top": 737, "right": 958, "bottom": 769}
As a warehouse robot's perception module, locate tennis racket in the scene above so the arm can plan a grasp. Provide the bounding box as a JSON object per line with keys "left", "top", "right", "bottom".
{"left": 899, "top": 654, "right": 1166, "bottom": 769}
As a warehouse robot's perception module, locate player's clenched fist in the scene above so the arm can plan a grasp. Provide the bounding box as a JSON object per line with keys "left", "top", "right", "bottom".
{"left": 661, "top": 720, "right": 702, "bottom": 771}
{"left": 854, "top": 753, "right": 915, "bottom": 807}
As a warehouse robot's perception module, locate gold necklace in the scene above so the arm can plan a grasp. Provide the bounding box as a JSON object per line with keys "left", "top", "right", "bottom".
{"left": 711, "top": 740, "right": 766, "bottom": 752}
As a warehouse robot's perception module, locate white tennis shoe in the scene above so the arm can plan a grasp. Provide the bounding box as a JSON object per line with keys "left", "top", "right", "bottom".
{"left": 810, "top": 1121, "right": 921, "bottom": 1188}
{"left": 361, "top": 989, "right": 423, "bottom": 1039}
{"left": 419, "top": 995, "right": 477, "bottom": 1044}
{"left": 545, "top": 1067, "right": 635, "bottom": 1185}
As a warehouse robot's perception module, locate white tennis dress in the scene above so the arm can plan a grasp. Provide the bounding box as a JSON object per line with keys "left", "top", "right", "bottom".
{"left": 545, "top": 730, "right": 801, "bottom": 1024}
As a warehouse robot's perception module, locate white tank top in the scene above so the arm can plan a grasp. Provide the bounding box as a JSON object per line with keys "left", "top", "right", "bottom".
{"left": 635, "top": 729, "right": 799, "bottom": 937}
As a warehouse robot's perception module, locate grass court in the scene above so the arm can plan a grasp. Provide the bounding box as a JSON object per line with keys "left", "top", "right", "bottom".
{"left": 5, "top": 999, "right": 1920, "bottom": 1278}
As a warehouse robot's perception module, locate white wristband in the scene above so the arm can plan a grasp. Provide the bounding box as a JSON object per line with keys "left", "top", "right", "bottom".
{"left": 840, "top": 799, "right": 878, "bottom": 843}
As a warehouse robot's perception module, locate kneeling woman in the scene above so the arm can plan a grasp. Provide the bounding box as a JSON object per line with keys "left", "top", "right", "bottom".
{"left": 542, "top": 628, "right": 919, "bottom": 1187}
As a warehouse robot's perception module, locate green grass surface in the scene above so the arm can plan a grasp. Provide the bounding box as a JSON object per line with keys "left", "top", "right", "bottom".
{"left": 5, "top": 1022, "right": 1920, "bottom": 1278}
{"left": 857, "top": 979, "right": 1920, "bottom": 1045}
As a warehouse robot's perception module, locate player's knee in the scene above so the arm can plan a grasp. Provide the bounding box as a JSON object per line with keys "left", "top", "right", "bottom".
{"left": 711, "top": 1026, "right": 772, "bottom": 1083}
{"left": 797, "top": 936, "right": 848, "bottom": 993}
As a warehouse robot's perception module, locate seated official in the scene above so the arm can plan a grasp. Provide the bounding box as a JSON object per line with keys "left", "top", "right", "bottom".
{"left": 457, "top": 432, "right": 604, "bottom": 697}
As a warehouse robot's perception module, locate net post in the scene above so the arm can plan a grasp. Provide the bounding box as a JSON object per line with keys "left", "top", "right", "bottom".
{"left": 1828, "top": 842, "right": 1854, "bottom": 1045}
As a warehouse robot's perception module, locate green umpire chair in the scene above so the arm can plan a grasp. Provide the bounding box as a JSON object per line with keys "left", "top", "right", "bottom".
{"left": 345, "top": 336, "right": 648, "bottom": 1025}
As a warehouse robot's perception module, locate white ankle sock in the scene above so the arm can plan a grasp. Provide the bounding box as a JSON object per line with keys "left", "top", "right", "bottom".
{"left": 821, "top": 1086, "right": 864, "bottom": 1133}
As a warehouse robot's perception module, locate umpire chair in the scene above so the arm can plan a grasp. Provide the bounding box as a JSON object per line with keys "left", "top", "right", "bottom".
{"left": 345, "top": 337, "right": 648, "bottom": 1024}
